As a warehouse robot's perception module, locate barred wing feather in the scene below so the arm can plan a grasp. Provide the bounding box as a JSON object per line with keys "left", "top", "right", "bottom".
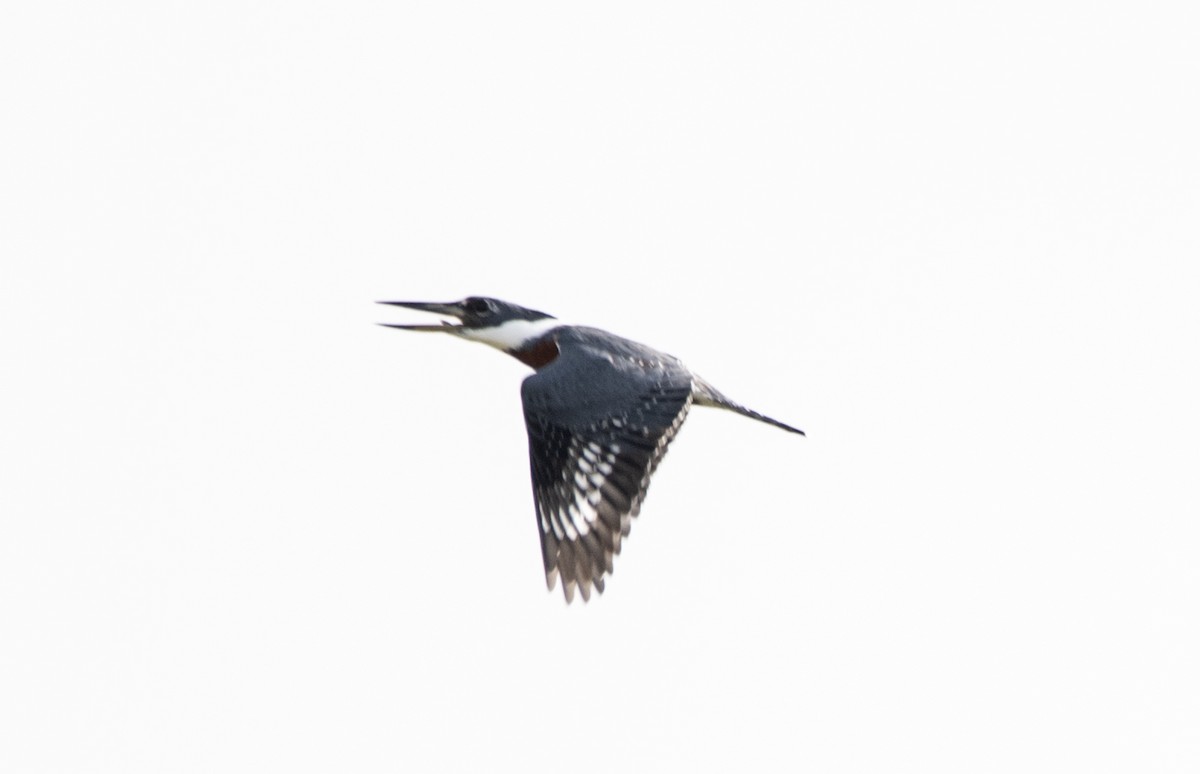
{"left": 520, "top": 334, "right": 693, "bottom": 602}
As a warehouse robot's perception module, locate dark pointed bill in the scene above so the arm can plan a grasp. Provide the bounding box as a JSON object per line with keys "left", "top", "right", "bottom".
{"left": 377, "top": 300, "right": 465, "bottom": 332}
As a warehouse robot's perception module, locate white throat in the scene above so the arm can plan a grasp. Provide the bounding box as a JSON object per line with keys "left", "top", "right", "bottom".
{"left": 460, "top": 317, "right": 562, "bottom": 351}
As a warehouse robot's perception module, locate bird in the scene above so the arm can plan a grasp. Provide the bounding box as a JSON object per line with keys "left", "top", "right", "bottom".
{"left": 379, "top": 296, "right": 804, "bottom": 602}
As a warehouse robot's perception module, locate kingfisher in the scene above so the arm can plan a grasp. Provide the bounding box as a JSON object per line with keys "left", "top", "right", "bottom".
{"left": 379, "top": 296, "right": 804, "bottom": 602}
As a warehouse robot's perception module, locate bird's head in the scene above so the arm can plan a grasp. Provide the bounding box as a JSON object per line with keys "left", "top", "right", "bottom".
{"left": 378, "top": 297, "right": 559, "bottom": 351}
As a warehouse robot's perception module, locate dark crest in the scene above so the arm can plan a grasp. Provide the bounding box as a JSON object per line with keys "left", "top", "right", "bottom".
{"left": 459, "top": 297, "right": 555, "bottom": 328}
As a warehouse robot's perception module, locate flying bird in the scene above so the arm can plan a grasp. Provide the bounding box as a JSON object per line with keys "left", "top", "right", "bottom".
{"left": 379, "top": 297, "right": 804, "bottom": 602}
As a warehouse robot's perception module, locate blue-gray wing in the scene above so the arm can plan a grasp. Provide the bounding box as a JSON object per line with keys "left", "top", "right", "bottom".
{"left": 520, "top": 329, "right": 694, "bottom": 602}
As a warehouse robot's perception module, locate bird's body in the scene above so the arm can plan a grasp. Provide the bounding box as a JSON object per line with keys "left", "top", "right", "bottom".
{"left": 380, "top": 297, "right": 803, "bottom": 602}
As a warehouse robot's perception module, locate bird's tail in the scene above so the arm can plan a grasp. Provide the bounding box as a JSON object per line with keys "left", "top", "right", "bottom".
{"left": 692, "top": 378, "right": 805, "bottom": 436}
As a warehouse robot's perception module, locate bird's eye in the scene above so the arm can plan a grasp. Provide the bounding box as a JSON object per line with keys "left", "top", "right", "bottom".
{"left": 464, "top": 298, "right": 492, "bottom": 315}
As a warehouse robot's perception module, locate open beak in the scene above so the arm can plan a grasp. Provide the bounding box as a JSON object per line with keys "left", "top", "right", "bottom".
{"left": 376, "top": 300, "right": 466, "bottom": 332}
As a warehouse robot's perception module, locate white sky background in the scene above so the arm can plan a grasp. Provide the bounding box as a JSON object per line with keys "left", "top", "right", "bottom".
{"left": 2, "top": 2, "right": 1198, "bottom": 771}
